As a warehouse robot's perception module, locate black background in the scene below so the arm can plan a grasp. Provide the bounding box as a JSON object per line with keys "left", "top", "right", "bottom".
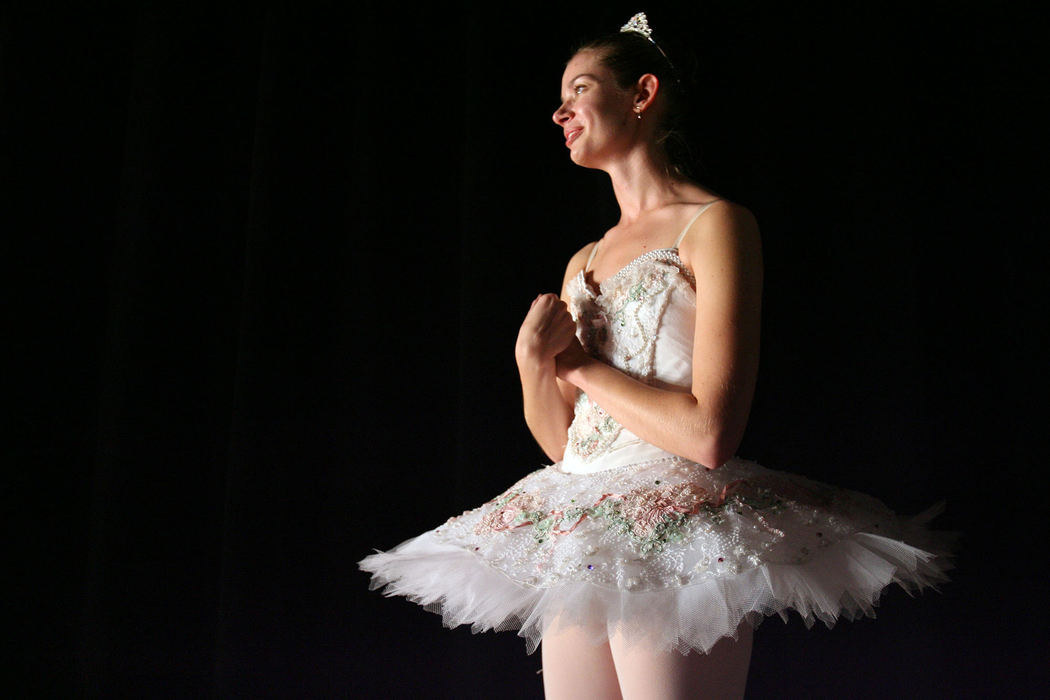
{"left": 6, "top": 2, "right": 1046, "bottom": 697}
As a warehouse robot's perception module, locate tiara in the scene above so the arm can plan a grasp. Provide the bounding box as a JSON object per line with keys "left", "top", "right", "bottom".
{"left": 619, "top": 12, "right": 678, "bottom": 78}
{"left": 620, "top": 12, "right": 654, "bottom": 42}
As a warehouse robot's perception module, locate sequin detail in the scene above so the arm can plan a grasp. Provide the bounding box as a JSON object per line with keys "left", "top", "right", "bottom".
{"left": 566, "top": 392, "right": 622, "bottom": 461}
{"left": 437, "top": 458, "right": 899, "bottom": 591}
{"left": 568, "top": 250, "right": 682, "bottom": 381}
{"left": 471, "top": 474, "right": 787, "bottom": 555}
{"left": 564, "top": 250, "right": 687, "bottom": 463}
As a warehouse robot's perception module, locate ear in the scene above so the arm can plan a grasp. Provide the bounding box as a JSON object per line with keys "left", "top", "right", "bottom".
{"left": 633, "top": 73, "right": 660, "bottom": 113}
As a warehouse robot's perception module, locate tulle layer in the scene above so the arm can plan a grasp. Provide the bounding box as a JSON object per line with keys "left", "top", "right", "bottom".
{"left": 359, "top": 457, "right": 955, "bottom": 655}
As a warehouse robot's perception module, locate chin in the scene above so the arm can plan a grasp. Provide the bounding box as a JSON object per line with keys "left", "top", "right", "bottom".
{"left": 568, "top": 147, "right": 597, "bottom": 169}
{"left": 570, "top": 155, "right": 605, "bottom": 172}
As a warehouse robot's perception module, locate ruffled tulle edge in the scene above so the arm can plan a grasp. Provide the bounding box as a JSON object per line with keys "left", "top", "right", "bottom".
{"left": 359, "top": 512, "right": 957, "bottom": 656}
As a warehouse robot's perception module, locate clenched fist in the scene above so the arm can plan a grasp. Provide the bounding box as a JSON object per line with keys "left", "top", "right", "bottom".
{"left": 515, "top": 293, "right": 577, "bottom": 365}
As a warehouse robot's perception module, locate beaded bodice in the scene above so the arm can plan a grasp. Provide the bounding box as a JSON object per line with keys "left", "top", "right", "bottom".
{"left": 562, "top": 248, "right": 697, "bottom": 473}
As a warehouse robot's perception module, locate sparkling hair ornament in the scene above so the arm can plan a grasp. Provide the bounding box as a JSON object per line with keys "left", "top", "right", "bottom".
{"left": 619, "top": 11, "right": 678, "bottom": 77}
{"left": 620, "top": 12, "right": 655, "bottom": 41}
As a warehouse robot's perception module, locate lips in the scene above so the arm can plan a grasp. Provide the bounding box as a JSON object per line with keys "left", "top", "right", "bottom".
{"left": 564, "top": 127, "right": 583, "bottom": 147}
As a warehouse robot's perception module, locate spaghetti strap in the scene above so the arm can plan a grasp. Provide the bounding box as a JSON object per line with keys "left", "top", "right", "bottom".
{"left": 673, "top": 200, "right": 722, "bottom": 248}
{"left": 584, "top": 240, "right": 601, "bottom": 272}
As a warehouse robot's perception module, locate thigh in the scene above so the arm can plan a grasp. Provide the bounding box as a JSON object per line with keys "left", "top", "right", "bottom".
{"left": 609, "top": 624, "right": 753, "bottom": 700}
{"left": 541, "top": 623, "right": 623, "bottom": 700}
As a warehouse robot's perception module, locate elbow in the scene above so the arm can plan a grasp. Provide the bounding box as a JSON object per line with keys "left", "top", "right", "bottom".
{"left": 681, "top": 402, "right": 748, "bottom": 469}
{"left": 693, "top": 449, "right": 733, "bottom": 471}
{"left": 687, "top": 432, "right": 739, "bottom": 470}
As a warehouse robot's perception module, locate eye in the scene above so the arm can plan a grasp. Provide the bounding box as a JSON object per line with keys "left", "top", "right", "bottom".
{"left": 574, "top": 84, "right": 586, "bottom": 95}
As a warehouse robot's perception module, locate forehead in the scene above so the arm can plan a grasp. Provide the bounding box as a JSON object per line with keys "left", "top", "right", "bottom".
{"left": 561, "top": 49, "right": 606, "bottom": 84}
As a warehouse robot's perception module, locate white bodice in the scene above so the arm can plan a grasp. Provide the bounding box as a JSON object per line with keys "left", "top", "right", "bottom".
{"left": 561, "top": 248, "right": 697, "bottom": 473}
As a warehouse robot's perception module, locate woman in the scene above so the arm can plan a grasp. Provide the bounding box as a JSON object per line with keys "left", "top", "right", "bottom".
{"left": 361, "top": 14, "right": 952, "bottom": 699}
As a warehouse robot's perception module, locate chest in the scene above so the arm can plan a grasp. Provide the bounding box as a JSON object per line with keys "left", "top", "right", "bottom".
{"left": 568, "top": 251, "right": 694, "bottom": 381}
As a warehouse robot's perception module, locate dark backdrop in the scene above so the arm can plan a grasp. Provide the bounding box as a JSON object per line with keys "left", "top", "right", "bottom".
{"left": 6, "top": 2, "right": 1046, "bottom": 698}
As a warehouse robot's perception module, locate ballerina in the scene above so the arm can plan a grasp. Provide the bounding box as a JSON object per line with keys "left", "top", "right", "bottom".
{"left": 360, "top": 13, "right": 953, "bottom": 699}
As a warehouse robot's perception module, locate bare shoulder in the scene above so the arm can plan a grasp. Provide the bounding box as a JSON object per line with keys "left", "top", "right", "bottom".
{"left": 560, "top": 241, "right": 599, "bottom": 296}
{"left": 696, "top": 200, "right": 760, "bottom": 241}
{"left": 679, "top": 199, "right": 762, "bottom": 272}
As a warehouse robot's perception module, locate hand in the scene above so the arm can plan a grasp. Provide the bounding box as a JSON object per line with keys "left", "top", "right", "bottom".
{"left": 515, "top": 293, "right": 577, "bottom": 365}
{"left": 555, "top": 336, "right": 591, "bottom": 383}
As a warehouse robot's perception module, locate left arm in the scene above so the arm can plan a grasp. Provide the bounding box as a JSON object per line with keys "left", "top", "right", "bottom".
{"left": 556, "top": 201, "right": 763, "bottom": 468}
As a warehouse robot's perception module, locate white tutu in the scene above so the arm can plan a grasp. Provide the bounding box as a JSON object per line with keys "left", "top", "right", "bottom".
{"left": 359, "top": 456, "right": 954, "bottom": 655}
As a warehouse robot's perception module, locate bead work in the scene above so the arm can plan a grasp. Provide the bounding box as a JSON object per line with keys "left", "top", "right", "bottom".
{"left": 566, "top": 391, "right": 623, "bottom": 461}
{"left": 436, "top": 457, "right": 903, "bottom": 591}
{"left": 565, "top": 249, "right": 689, "bottom": 463}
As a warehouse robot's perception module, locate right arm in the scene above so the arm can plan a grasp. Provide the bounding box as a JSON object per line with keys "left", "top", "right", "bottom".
{"left": 514, "top": 243, "right": 595, "bottom": 462}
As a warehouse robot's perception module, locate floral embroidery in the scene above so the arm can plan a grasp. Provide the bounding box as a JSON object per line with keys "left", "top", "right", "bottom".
{"left": 587, "top": 483, "right": 703, "bottom": 554}
{"left": 566, "top": 392, "right": 622, "bottom": 462}
{"left": 606, "top": 268, "right": 670, "bottom": 330}
{"left": 474, "top": 491, "right": 544, "bottom": 534}
{"left": 473, "top": 479, "right": 786, "bottom": 556}
{"left": 621, "top": 482, "right": 705, "bottom": 535}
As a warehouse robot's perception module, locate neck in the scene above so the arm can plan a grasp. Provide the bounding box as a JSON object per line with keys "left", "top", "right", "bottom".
{"left": 603, "top": 144, "right": 684, "bottom": 224}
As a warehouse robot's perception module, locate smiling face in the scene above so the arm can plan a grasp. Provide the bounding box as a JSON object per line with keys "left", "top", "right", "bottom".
{"left": 552, "top": 49, "right": 639, "bottom": 169}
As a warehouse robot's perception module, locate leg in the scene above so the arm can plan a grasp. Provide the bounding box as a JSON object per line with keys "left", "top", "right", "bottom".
{"left": 541, "top": 622, "right": 623, "bottom": 700}
{"left": 609, "top": 624, "right": 753, "bottom": 700}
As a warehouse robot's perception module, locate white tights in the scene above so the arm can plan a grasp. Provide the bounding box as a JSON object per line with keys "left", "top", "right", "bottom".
{"left": 540, "top": 623, "right": 752, "bottom": 700}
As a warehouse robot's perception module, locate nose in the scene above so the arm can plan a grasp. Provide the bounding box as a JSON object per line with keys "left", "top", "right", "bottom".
{"left": 552, "top": 101, "right": 571, "bottom": 126}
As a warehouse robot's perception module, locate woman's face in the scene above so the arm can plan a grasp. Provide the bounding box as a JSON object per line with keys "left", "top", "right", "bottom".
{"left": 552, "top": 50, "right": 637, "bottom": 169}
